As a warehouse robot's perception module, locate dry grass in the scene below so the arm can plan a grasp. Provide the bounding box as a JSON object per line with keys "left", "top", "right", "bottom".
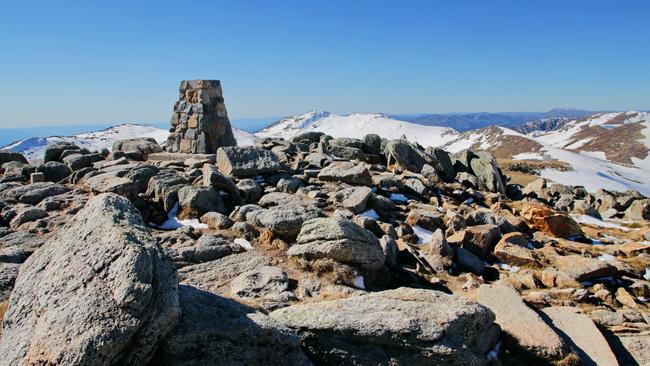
{"left": 289, "top": 257, "right": 356, "bottom": 286}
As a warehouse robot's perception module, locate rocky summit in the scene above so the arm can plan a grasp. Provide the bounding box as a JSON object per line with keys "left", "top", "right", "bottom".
{"left": 0, "top": 88, "right": 649, "bottom": 366}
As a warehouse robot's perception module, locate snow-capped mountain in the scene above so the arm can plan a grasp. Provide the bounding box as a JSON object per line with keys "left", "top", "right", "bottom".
{"left": 256, "top": 111, "right": 458, "bottom": 146}
{"left": 2, "top": 124, "right": 255, "bottom": 161}
{"left": 442, "top": 112, "right": 650, "bottom": 195}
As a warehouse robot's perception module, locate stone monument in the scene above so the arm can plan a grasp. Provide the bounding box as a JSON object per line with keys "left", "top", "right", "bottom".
{"left": 165, "top": 80, "right": 237, "bottom": 154}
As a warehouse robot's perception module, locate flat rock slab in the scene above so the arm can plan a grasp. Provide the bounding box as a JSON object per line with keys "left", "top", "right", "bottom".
{"left": 271, "top": 287, "right": 499, "bottom": 366}
{"left": 476, "top": 281, "right": 568, "bottom": 361}
{"left": 148, "top": 152, "right": 216, "bottom": 163}
{"left": 541, "top": 307, "right": 618, "bottom": 366}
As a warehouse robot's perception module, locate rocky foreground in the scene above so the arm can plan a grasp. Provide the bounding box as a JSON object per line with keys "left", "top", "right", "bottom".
{"left": 0, "top": 132, "right": 649, "bottom": 365}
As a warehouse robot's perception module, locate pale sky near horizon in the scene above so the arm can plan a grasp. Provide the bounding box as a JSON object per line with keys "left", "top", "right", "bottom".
{"left": 1, "top": 0, "right": 649, "bottom": 128}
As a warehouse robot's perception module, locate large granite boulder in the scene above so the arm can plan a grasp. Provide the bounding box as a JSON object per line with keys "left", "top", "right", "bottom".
{"left": 384, "top": 139, "right": 431, "bottom": 173}
{"left": 217, "top": 146, "right": 281, "bottom": 177}
{"left": 469, "top": 152, "right": 506, "bottom": 194}
{"left": 270, "top": 287, "right": 499, "bottom": 366}
{"left": 624, "top": 198, "right": 650, "bottom": 220}
{"left": 35, "top": 161, "right": 72, "bottom": 182}
{"left": 43, "top": 141, "right": 83, "bottom": 162}
{"left": 0, "top": 193, "right": 180, "bottom": 365}
{"left": 166, "top": 80, "right": 237, "bottom": 154}
{"left": 287, "top": 218, "right": 385, "bottom": 271}
{"left": 0, "top": 149, "right": 28, "bottom": 165}
{"left": 257, "top": 204, "right": 322, "bottom": 240}
{"left": 318, "top": 162, "right": 372, "bottom": 186}
{"left": 151, "top": 285, "right": 310, "bottom": 365}
{"left": 112, "top": 137, "right": 162, "bottom": 160}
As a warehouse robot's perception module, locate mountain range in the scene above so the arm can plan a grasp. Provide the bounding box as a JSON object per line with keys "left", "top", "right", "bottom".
{"left": 3, "top": 109, "right": 649, "bottom": 195}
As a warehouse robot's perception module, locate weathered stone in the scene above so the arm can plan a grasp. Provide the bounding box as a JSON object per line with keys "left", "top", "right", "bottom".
{"left": 43, "top": 141, "right": 82, "bottom": 162}
{"left": 236, "top": 178, "right": 263, "bottom": 203}
{"left": 0, "top": 262, "right": 21, "bottom": 302}
{"left": 362, "top": 134, "right": 381, "bottom": 155}
{"left": 541, "top": 307, "right": 618, "bottom": 366}
{"left": 230, "top": 265, "right": 295, "bottom": 302}
{"left": 384, "top": 139, "right": 432, "bottom": 173}
{"left": 476, "top": 281, "right": 568, "bottom": 361}
{"left": 177, "top": 234, "right": 242, "bottom": 264}
{"left": 624, "top": 198, "right": 650, "bottom": 220}
{"left": 9, "top": 206, "right": 47, "bottom": 228}
{"left": 454, "top": 247, "right": 485, "bottom": 275}
{"left": 288, "top": 217, "right": 385, "bottom": 271}
{"left": 145, "top": 169, "right": 190, "bottom": 212}
{"left": 494, "top": 232, "right": 538, "bottom": 267}
{"left": 200, "top": 211, "right": 234, "bottom": 229}
{"left": 469, "top": 153, "right": 506, "bottom": 194}
{"left": 520, "top": 202, "right": 582, "bottom": 238}
{"left": 151, "top": 285, "right": 309, "bottom": 366}
{"left": 329, "top": 145, "right": 366, "bottom": 160}
{"left": 112, "top": 137, "right": 162, "bottom": 159}
{"left": 216, "top": 146, "right": 281, "bottom": 177}
{"left": 0, "top": 193, "right": 180, "bottom": 365}
{"left": 379, "top": 235, "right": 398, "bottom": 268}
{"left": 271, "top": 287, "right": 499, "bottom": 366}
{"left": 406, "top": 208, "right": 445, "bottom": 231}
{"left": 523, "top": 178, "right": 546, "bottom": 196}
{"left": 332, "top": 186, "right": 373, "bottom": 214}
{"left": 0, "top": 149, "right": 28, "bottom": 165}
{"left": 455, "top": 224, "right": 500, "bottom": 257}
{"left": 553, "top": 255, "right": 617, "bottom": 282}
{"left": 35, "top": 161, "right": 72, "bottom": 182}
{"left": 257, "top": 204, "right": 321, "bottom": 239}
{"left": 165, "top": 80, "right": 237, "bottom": 154}
{"left": 318, "top": 162, "right": 372, "bottom": 186}
{"left": 177, "top": 186, "right": 225, "bottom": 218}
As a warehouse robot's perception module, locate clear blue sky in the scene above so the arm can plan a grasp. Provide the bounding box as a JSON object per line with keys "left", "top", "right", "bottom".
{"left": 1, "top": 0, "right": 649, "bottom": 127}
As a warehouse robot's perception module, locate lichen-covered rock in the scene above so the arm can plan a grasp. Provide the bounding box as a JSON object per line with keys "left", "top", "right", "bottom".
{"left": 469, "top": 153, "right": 506, "bottom": 194}
{"left": 288, "top": 217, "right": 385, "bottom": 271}
{"left": 318, "top": 162, "right": 372, "bottom": 186}
{"left": 332, "top": 186, "right": 373, "bottom": 214}
{"left": 257, "top": 204, "right": 321, "bottom": 239}
{"left": 177, "top": 186, "right": 225, "bottom": 218}
{"left": 151, "top": 285, "right": 310, "bottom": 366}
{"left": 270, "top": 287, "right": 499, "bottom": 366}
{"left": 216, "top": 146, "right": 281, "bottom": 177}
{"left": 35, "top": 161, "right": 72, "bottom": 182}
{"left": 112, "top": 137, "right": 162, "bottom": 159}
{"left": 0, "top": 149, "right": 28, "bottom": 165}
{"left": 0, "top": 193, "right": 180, "bottom": 365}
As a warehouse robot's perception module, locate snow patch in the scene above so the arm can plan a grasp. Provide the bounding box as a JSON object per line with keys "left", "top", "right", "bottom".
{"left": 389, "top": 193, "right": 408, "bottom": 202}
{"left": 152, "top": 203, "right": 208, "bottom": 230}
{"left": 413, "top": 225, "right": 433, "bottom": 244}
{"left": 360, "top": 209, "right": 380, "bottom": 220}
{"left": 352, "top": 275, "right": 366, "bottom": 290}
{"left": 234, "top": 238, "right": 253, "bottom": 250}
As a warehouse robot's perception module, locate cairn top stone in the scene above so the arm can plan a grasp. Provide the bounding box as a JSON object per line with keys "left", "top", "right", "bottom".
{"left": 166, "top": 79, "right": 237, "bottom": 154}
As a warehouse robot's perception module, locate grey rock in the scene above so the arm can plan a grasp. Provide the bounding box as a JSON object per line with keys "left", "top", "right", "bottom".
{"left": 230, "top": 265, "right": 296, "bottom": 302}
{"left": 362, "top": 134, "right": 382, "bottom": 155}
{"left": 178, "top": 234, "right": 242, "bottom": 264}
{"left": 257, "top": 204, "right": 321, "bottom": 239}
{"left": 276, "top": 176, "right": 304, "bottom": 193}
{"left": 2, "top": 161, "right": 35, "bottom": 178}
{"left": 62, "top": 153, "right": 92, "bottom": 171}
{"left": 0, "top": 149, "right": 28, "bottom": 165}
{"left": 43, "top": 141, "right": 82, "bottom": 162}
{"left": 292, "top": 131, "right": 326, "bottom": 143}
{"left": 332, "top": 186, "right": 373, "bottom": 214}
{"left": 112, "top": 137, "right": 162, "bottom": 159}
{"left": 384, "top": 139, "right": 431, "bottom": 173}
{"left": 379, "top": 235, "right": 398, "bottom": 268}
{"left": 151, "top": 285, "right": 310, "bottom": 366}
{"left": 318, "top": 162, "right": 372, "bottom": 186}
{"left": 36, "top": 161, "right": 72, "bottom": 182}
{"left": 179, "top": 251, "right": 272, "bottom": 295}
{"left": 329, "top": 145, "right": 366, "bottom": 160}
{"left": 288, "top": 218, "right": 385, "bottom": 271}
{"left": 0, "top": 262, "right": 20, "bottom": 302}
{"left": 177, "top": 186, "right": 225, "bottom": 218}
{"left": 9, "top": 206, "right": 47, "bottom": 228}
{"left": 236, "top": 178, "right": 263, "bottom": 203}
{"left": 476, "top": 282, "right": 568, "bottom": 361}
{"left": 0, "top": 193, "right": 180, "bottom": 365}
{"left": 624, "top": 198, "right": 650, "bottom": 220}
{"left": 454, "top": 247, "right": 485, "bottom": 275}
{"left": 216, "top": 146, "right": 281, "bottom": 177}
{"left": 271, "top": 287, "right": 498, "bottom": 366}
{"left": 202, "top": 164, "right": 240, "bottom": 202}
{"left": 456, "top": 172, "right": 478, "bottom": 189}
{"left": 146, "top": 169, "right": 190, "bottom": 212}
{"left": 200, "top": 211, "right": 234, "bottom": 229}
{"left": 469, "top": 154, "right": 506, "bottom": 194}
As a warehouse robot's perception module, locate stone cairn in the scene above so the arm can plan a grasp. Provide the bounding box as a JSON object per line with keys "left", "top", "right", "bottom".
{"left": 166, "top": 80, "right": 237, "bottom": 154}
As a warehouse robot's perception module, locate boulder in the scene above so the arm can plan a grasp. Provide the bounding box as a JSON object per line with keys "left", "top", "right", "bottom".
{"left": 362, "top": 134, "right": 381, "bottom": 155}
{"left": 454, "top": 247, "right": 485, "bottom": 275}
{"left": 451, "top": 224, "right": 500, "bottom": 257}
{"left": 35, "top": 161, "right": 72, "bottom": 182}
{"left": 332, "top": 186, "right": 373, "bottom": 214}
{"left": 624, "top": 198, "right": 650, "bottom": 220}
{"left": 146, "top": 170, "right": 190, "bottom": 211}
{"left": 43, "top": 141, "right": 82, "bottom": 162}
{"left": 112, "top": 137, "right": 162, "bottom": 159}
{"left": 520, "top": 203, "right": 582, "bottom": 238}
{"left": 0, "top": 262, "right": 20, "bottom": 302}
{"left": 541, "top": 307, "right": 618, "bottom": 366}
{"left": 318, "top": 162, "right": 372, "bottom": 186}
{"left": 384, "top": 139, "right": 431, "bottom": 173}
{"left": 271, "top": 287, "right": 499, "bottom": 366}
{"left": 200, "top": 211, "right": 234, "bottom": 229}
{"left": 177, "top": 186, "right": 225, "bottom": 218}
{"left": 202, "top": 164, "right": 240, "bottom": 202}
{"left": 236, "top": 178, "right": 263, "bottom": 203}
{"left": 62, "top": 153, "right": 92, "bottom": 171}
{"left": 177, "top": 234, "right": 242, "bottom": 264}
{"left": 476, "top": 281, "right": 568, "bottom": 361}
{"left": 151, "top": 285, "right": 309, "bottom": 365}
{"left": 0, "top": 193, "right": 179, "bottom": 365}
{"left": 406, "top": 208, "right": 445, "bottom": 232}
{"left": 216, "top": 146, "right": 281, "bottom": 177}
{"left": 493, "top": 232, "right": 538, "bottom": 267}
{"left": 0, "top": 149, "right": 28, "bottom": 165}
{"left": 553, "top": 255, "right": 617, "bottom": 282}
{"left": 230, "top": 265, "right": 296, "bottom": 302}
{"left": 257, "top": 204, "right": 321, "bottom": 240}
{"left": 523, "top": 178, "right": 546, "bottom": 196}
{"left": 2, "top": 161, "right": 35, "bottom": 178}
{"left": 469, "top": 154, "right": 506, "bottom": 194}
{"left": 288, "top": 217, "right": 385, "bottom": 271}
{"left": 2, "top": 182, "right": 69, "bottom": 205}
{"left": 329, "top": 145, "right": 366, "bottom": 160}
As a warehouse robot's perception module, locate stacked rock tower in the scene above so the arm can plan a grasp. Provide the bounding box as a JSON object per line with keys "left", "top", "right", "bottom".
{"left": 165, "top": 80, "right": 237, "bottom": 154}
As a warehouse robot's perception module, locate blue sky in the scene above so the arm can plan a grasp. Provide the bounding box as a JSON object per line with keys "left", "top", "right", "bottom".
{"left": 1, "top": 0, "right": 649, "bottom": 127}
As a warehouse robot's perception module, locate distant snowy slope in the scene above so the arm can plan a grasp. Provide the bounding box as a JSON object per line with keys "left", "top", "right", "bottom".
{"left": 2, "top": 123, "right": 254, "bottom": 161}
{"left": 256, "top": 111, "right": 459, "bottom": 147}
